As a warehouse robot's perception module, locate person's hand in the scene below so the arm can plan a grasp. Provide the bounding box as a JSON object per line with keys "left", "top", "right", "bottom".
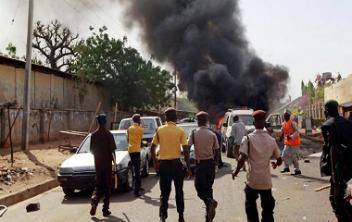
{"left": 271, "top": 162, "right": 277, "bottom": 169}
{"left": 154, "top": 160, "right": 160, "bottom": 172}
{"left": 232, "top": 170, "right": 238, "bottom": 180}
{"left": 186, "top": 168, "right": 192, "bottom": 179}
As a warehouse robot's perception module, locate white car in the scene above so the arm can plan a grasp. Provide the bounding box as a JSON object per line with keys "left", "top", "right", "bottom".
{"left": 57, "top": 130, "right": 150, "bottom": 196}
{"left": 221, "top": 109, "right": 255, "bottom": 157}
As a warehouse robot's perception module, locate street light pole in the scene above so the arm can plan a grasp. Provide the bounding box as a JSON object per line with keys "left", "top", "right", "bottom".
{"left": 21, "top": 0, "right": 34, "bottom": 150}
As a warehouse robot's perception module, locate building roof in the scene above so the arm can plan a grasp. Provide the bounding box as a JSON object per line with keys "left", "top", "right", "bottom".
{"left": 0, "top": 55, "right": 75, "bottom": 80}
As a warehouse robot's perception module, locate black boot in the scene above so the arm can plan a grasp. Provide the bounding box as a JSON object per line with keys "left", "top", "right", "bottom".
{"left": 292, "top": 170, "right": 302, "bottom": 175}
{"left": 179, "top": 214, "right": 185, "bottom": 222}
{"left": 280, "top": 168, "right": 290, "bottom": 173}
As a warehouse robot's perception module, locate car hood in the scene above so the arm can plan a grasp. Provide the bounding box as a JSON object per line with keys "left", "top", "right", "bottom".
{"left": 143, "top": 133, "right": 154, "bottom": 139}
{"left": 60, "top": 151, "right": 130, "bottom": 172}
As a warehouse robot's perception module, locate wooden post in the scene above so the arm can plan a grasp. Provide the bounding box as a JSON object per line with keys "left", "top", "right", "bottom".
{"left": 7, "top": 108, "right": 14, "bottom": 165}
{"left": 88, "top": 102, "right": 102, "bottom": 133}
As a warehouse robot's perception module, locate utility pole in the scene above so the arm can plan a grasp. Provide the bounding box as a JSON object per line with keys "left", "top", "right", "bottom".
{"left": 174, "top": 70, "right": 177, "bottom": 109}
{"left": 21, "top": 0, "right": 34, "bottom": 150}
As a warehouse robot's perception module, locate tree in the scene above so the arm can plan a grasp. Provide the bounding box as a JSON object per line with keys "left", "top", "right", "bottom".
{"left": 32, "top": 20, "right": 80, "bottom": 71}
{"left": 71, "top": 27, "right": 174, "bottom": 110}
{"left": 5, "top": 42, "right": 16, "bottom": 58}
{"left": 301, "top": 80, "right": 306, "bottom": 96}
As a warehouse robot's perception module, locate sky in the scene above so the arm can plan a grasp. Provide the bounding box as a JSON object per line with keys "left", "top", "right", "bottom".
{"left": 1, "top": 0, "right": 352, "bottom": 100}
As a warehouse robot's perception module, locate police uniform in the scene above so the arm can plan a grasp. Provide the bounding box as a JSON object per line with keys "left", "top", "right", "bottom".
{"left": 127, "top": 121, "right": 144, "bottom": 196}
{"left": 152, "top": 119, "right": 188, "bottom": 220}
{"left": 188, "top": 121, "right": 219, "bottom": 219}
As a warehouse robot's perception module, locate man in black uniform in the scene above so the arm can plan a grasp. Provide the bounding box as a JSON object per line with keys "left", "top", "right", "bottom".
{"left": 321, "top": 100, "right": 352, "bottom": 221}
{"left": 90, "top": 114, "right": 116, "bottom": 217}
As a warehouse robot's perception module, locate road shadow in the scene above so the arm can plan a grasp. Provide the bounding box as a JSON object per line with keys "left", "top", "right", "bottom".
{"left": 91, "top": 214, "right": 127, "bottom": 222}
{"left": 61, "top": 174, "right": 159, "bottom": 205}
{"left": 292, "top": 174, "right": 330, "bottom": 184}
{"left": 215, "top": 162, "right": 234, "bottom": 179}
{"left": 24, "top": 150, "right": 57, "bottom": 178}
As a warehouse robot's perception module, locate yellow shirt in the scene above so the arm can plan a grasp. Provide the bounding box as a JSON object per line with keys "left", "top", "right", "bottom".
{"left": 152, "top": 122, "right": 187, "bottom": 160}
{"left": 127, "top": 123, "right": 144, "bottom": 153}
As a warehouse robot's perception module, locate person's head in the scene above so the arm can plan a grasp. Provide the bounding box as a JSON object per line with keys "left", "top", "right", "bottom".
{"left": 164, "top": 107, "right": 177, "bottom": 122}
{"left": 283, "top": 110, "right": 291, "bottom": 122}
{"left": 253, "top": 110, "right": 267, "bottom": 129}
{"left": 132, "top": 114, "right": 141, "bottom": 124}
{"left": 96, "top": 113, "right": 107, "bottom": 128}
{"left": 196, "top": 111, "right": 209, "bottom": 127}
{"left": 233, "top": 115, "right": 239, "bottom": 122}
{"left": 324, "top": 100, "right": 339, "bottom": 118}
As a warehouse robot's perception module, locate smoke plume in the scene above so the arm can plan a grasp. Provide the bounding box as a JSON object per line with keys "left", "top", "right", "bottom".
{"left": 120, "top": 0, "right": 289, "bottom": 114}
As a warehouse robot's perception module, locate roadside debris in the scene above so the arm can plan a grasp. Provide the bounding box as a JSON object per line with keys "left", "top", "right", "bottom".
{"left": 0, "top": 167, "right": 34, "bottom": 186}
{"left": 0, "top": 205, "right": 7, "bottom": 217}
{"left": 315, "top": 184, "right": 331, "bottom": 192}
{"left": 26, "top": 203, "right": 40, "bottom": 212}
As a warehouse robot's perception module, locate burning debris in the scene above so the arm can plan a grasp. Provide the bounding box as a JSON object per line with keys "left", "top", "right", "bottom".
{"left": 120, "top": 0, "right": 289, "bottom": 114}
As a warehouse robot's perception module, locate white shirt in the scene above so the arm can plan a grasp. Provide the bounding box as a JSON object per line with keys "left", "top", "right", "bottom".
{"left": 240, "top": 129, "right": 280, "bottom": 190}
{"left": 230, "top": 121, "right": 247, "bottom": 145}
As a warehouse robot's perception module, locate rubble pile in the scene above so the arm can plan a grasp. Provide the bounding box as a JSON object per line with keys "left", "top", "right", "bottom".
{"left": 0, "top": 167, "right": 34, "bottom": 186}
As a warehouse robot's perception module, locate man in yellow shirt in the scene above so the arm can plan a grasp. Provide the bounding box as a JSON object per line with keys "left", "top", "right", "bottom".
{"left": 127, "top": 114, "right": 144, "bottom": 197}
{"left": 151, "top": 108, "right": 191, "bottom": 222}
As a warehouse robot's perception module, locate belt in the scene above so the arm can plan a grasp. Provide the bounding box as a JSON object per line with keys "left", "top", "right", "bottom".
{"left": 159, "top": 158, "right": 180, "bottom": 162}
{"left": 196, "top": 158, "right": 214, "bottom": 164}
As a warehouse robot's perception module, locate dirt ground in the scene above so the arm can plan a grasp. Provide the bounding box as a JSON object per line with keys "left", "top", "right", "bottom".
{"left": 0, "top": 137, "right": 84, "bottom": 197}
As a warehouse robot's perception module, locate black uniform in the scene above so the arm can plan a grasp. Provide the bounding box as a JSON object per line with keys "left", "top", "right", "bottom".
{"left": 322, "top": 116, "right": 352, "bottom": 221}
{"left": 90, "top": 128, "right": 116, "bottom": 213}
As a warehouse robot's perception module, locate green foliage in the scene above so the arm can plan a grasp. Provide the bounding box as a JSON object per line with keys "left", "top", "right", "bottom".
{"left": 71, "top": 27, "right": 174, "bottom": 111}
{"left": 5, "top": 42, "right": 16, "bottom": 58}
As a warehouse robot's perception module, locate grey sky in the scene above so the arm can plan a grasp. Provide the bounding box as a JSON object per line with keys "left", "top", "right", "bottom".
{"left": 1, "top": 0, "right": 351, "bottom": 99}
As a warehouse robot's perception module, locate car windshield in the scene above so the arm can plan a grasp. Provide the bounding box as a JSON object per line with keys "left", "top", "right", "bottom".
{"left": 229, "top": 115, "right": 254, "bottom": 126}
{"left": 118, "top": 118, "right": 157, "bottom": 135}
{"left": 78, "top": 133, "right": 128, "bottom": 153}
{"left": 179, "top": 125, "right": 197, "bottom": 138}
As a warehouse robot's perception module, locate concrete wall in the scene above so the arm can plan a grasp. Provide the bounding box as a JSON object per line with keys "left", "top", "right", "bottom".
{"left": 325, "top": 74, "right": 352, "bottom": 105}
{"left": 0, "top": 63, "right": 109, "bottom": 110}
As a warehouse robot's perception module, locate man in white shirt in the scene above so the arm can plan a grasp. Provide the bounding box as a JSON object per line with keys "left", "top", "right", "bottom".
{"left": 232, "top": 110, "right": 282, "bottom": 222}
{"left": 229, "top": 115, "right": 247, "bottom": 160}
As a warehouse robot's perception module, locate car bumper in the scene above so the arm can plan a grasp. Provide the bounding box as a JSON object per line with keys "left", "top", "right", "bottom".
{"left": 57, "top": 168, "right": 128, "bottom": 190}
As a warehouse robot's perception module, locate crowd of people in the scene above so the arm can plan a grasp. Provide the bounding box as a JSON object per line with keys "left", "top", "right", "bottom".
{"left": 87, "top": 100, "right": 352, "bottom": 222}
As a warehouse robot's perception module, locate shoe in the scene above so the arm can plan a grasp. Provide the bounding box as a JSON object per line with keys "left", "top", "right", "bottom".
{"left": 280, "top": 168, "right": 290, "bottom": 173}
{"left": 134, "top": 191, "right": 142, "bottom": 197}
{"left": 292, "top": 170, "right": 302, "bottom": 175}
{"left": 103, "top": 210, "right": 111, "bottom": 217}
{"left": 207, "top": 199, "right": 218, "bottom": 221}
{"left": 139, "top": 187, "right": 145, "bottom": 192}
{"left": 160, "top": 217, "right": 166, "bottom": 222}
{"left": 179, "top": 214, "right": 185, "bottom": 222}
{"left": 90, "top": 205, "right": 97, "bottom": 216}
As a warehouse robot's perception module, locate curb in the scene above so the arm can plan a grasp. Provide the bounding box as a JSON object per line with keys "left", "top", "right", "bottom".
{"left": 0, "top": 179, "right": 59, "bottom": 207}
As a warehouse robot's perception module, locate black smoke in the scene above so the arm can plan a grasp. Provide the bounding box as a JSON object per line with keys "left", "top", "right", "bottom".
{"left": 120, "top": 0, "right": 289, "bottom": 114}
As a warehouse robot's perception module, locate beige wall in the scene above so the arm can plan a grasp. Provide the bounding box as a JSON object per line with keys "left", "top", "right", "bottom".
{"left": 325, "top": 74, "right": 352, "bottom": 105}
{"left": 0, "top": 64, "right": 109, "bottom": 111}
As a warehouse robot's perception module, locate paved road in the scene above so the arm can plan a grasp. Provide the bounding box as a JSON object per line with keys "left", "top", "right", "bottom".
{"left": 2, "top": 154, "right": 337, "bottom": 222}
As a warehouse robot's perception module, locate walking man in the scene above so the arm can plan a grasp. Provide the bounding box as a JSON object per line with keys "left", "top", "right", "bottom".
{"left": 232, "top": 110, "right": 282, "bottom": 222}
{"left": 90, "top": 114, "right": 116, "bottom": 217}
{"left": 230, "top": 115, "right": 247, "bottom": 168}
{"left": 188, "top": 111, "right": 220, "bottom": 222}
{"left": 280, "top": 110, "right": 302, "bottom": 175}
{"left": 150, "top": 108, "right": 191, "bottom": 222}
{"left": 127, "top": 114, "right": 144, "bottom": 197}
{"left": 321, "top": 100, "right": 352, "bottom": 221}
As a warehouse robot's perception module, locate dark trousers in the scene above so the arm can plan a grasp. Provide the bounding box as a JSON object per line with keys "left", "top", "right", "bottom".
{"left": 194, "top": 159, "right": 216, "bottom": 207}
{"left": 159, "top": 159, "right": 184, "bottom": 219}
{"left": 130, "top": 152, "right": 141, "bottom": 194}
{"left": 330, "top": 180, "right": 352, "bottom": 222}
{"left": 245, "top": 185, "right": 275, "bottom": 222}
{"left": 91, "top": 167, "right": 112, "bottom": 212}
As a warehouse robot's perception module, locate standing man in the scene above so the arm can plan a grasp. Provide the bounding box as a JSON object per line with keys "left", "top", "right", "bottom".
{"left": 188, "top": 111, "right": 220, "bottom": 222}
{"left": 321, "top": 100, "right": 352, "bottom": 221}
{"left": 232, "top": 110, "right": 282, "bottom": 222}
{"left": 280, "top": 110, "right": 302, "bottom": 175}
{"left": 127, "top": 114, "right": 144, "bottom": 197}
{"left": 230, "top": 115, "right": 247, "bottom": 166}
{"left": 150, "top": 108, "right": 191, "bottom": 222}
{"left": 90, "top": 114, "right": 116, "bottom": 217}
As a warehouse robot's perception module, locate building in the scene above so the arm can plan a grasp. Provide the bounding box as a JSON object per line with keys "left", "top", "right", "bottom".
{"left": 325, "top": 74, "right": 352, "bottom": 118}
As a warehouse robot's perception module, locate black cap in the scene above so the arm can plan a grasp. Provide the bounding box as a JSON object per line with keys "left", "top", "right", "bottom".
{"left": 96, "top": 113, "right": 107, "bottom": 125}
{"left": 164, "top": 107, "right": 176, "bottom": 114}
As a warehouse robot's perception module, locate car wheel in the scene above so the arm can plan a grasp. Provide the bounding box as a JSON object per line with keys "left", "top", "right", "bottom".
{"left": 63, "top": 188, "right": 75, "bottom": 197}
{"left": 142, "top": 157, "right": 149, "bottom": 177}
{"left": 121, "top": 165, "right": 133, "bottom": 192}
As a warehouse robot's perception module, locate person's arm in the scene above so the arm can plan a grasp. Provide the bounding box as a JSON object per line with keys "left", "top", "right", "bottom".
{"left": 213, "top": 134, "right": 220, "bottom": 164}
{"left": 181, "top": 130, "right": 191, "bottom": 177}
{"left": 110, "top": 134, "right": 117, "bottom": 166}
{"left": 290, "top": 122, "right": 300, "bottom": 139}
{"left": 151, "top": 131, "right": 159, "bottom": 167}
{"left": 232, "top": 153, "right": 247, "bottom": 179}
{"left": 271, "top": 141, "right": 282, "bottom": 169}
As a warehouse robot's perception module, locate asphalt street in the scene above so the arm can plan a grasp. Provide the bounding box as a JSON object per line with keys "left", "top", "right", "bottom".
{"left": 2, "top": 154, "right": 337, "bottom": 222}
